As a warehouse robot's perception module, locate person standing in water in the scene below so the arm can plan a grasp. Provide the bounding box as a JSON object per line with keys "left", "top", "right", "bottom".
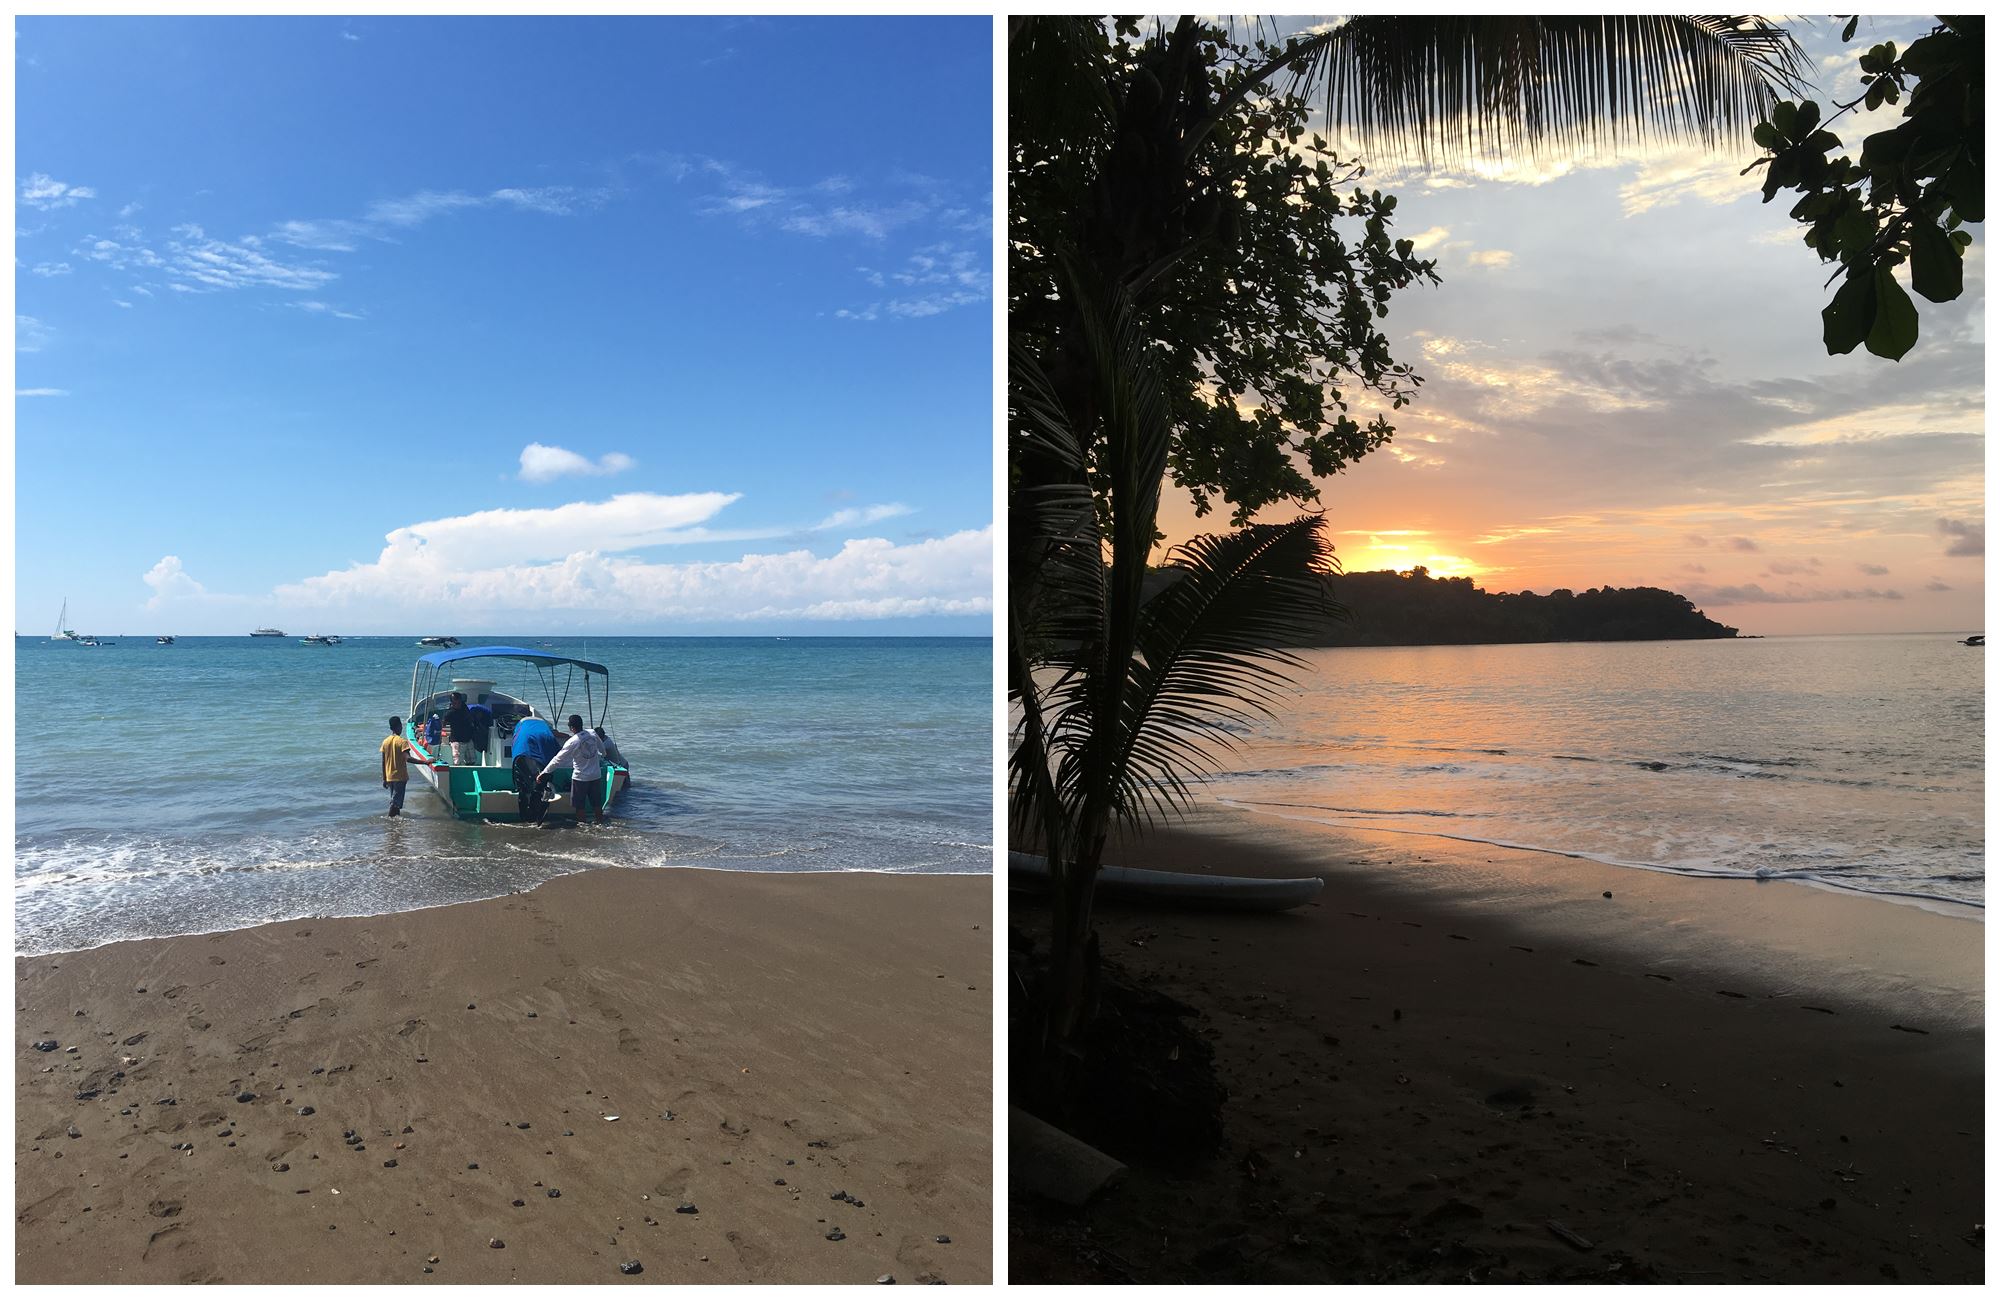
{"left": 537, "top": 714, "right": 607, "bottom": 826}
{"left": 380, "top": 716, "right": 414, "bottom": 817}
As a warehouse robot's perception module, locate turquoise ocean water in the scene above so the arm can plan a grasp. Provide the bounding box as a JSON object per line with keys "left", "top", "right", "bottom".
{"left": 1197, "top": 633, "right": 1984, "bottom": 911}
{"left": 16, "top": 636, "right": 992, "bottom": 954}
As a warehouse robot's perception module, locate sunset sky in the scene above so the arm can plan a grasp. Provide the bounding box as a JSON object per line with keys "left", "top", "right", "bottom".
{"left": 1157, "top": 15, "right": 1983, "bottom": 636}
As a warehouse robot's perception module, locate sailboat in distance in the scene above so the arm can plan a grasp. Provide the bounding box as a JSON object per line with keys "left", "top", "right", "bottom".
{"left": 51, "top": 599, "right": 80, "bottom": 642}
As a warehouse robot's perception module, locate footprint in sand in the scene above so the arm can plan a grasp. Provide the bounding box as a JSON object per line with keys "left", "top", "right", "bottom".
{"left": 341, "top": 981, "right": 365, "bottom": 994}
{"left": 617, "top": 1028, "right": 642, "bottom": 1055}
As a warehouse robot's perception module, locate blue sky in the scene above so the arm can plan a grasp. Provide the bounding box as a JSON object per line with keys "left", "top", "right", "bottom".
{"left": 16, "top": 16, "right": 993, "bottom": 635}
{"left": 1152, "top": 15, "right": 1982, "bottom": 635}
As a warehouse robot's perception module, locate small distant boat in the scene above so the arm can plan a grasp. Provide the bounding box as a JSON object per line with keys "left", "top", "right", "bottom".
{"left": 1963, "top": 635, "right": 1983, "bottom": 646}
{"left": 302, "top": 634, "right": 342, "bottom": 646}
{"left": 403, "top": 645, "right": 629, "bottom": 821}
{"left": 417, "top": 635, "right": 461, "bottom": 648}
{"left": 1008, "top": 851, "right": 1324, "bottom": 912}
{"left": 156, "top": 635, "right": 176, "bottom": 646}
{"left": 250, "top": 627, "right": 287, "bottom": 638}
{"left": 52, "top": 600, "right": 80, "bottom": 642}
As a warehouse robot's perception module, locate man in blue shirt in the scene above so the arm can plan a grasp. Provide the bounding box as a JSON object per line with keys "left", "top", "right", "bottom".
{"left": 509, "top": 717, "right": 560, "bottom": 824}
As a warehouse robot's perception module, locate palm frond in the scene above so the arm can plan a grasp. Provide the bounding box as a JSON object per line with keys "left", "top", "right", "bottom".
{"left": 1293, "top": 15, "right": 1812, "bottom": 166}
{"left": 1101, "top": 516, "right": 1342, "bottom": 829}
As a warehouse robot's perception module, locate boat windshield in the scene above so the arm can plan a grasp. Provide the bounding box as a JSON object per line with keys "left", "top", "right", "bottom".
{"left": 408, "top": 646, "right": 612, "bottom": 729}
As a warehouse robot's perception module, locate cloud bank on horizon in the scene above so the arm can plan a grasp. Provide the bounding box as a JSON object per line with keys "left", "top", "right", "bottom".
{"left": 141, "top": 489, "right": 991, "bottom": 630}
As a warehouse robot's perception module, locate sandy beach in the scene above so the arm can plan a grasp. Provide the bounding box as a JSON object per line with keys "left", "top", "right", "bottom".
{"left": 1010, "top": 804, "right": 1983, "bottom": 1284}
{"left": 17, "top": 867, "right": 990, "bottom": 1285}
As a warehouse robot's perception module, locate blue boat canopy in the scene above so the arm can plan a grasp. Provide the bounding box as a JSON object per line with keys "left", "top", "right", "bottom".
{"left": 416, "top": 645, "right": 609, "bottom": 675}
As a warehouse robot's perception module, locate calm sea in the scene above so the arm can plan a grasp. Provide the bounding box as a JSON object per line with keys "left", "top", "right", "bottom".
{"left": 15, "top": 636, "right": 992, "bottom": 954}
{"left": 1199, "top": 634, "right": 1984, "bottom": 910}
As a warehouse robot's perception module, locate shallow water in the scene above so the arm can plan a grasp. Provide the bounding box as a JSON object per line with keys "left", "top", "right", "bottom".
{"left": 1197, "top": 634, "right": 1984, "bottom": 909}
{"left": 15, "top": 636, "right": 992, "bottom": 953}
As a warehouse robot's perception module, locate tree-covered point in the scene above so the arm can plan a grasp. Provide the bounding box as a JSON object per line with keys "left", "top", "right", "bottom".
{"left": 1145, "top": 564, "right": 1741, "bottom": 645}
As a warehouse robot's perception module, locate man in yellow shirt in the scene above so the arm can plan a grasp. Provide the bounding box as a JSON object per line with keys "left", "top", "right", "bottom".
{"left": 381, "top": 716, "right": 415, "bottom": 817}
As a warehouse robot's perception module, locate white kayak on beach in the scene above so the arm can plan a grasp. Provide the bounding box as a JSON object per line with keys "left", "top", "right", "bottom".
{"left": 1008, "top": 851, "right": 1323, "bottom": 912}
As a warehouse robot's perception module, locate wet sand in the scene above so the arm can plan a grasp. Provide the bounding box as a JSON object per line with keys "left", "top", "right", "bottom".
{"left": 1011, "top": 804, "right": 1983, "bottom": 1284}
{"left": 17, "top": 868, "right": 990, "bottom": 1285}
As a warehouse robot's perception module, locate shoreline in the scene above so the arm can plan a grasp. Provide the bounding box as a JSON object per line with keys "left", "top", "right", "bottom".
{"left": 16, "top": 860, "right": 996, "bottom": 961}
{"left": 18, "top": 867, "right": 991, "bottom": 1285}
{"left": 1011, "top": 804, "right": 1982, "bottom": 1283}
{"left": 1216, "top": 795, "right": 1986, "bottom": 918}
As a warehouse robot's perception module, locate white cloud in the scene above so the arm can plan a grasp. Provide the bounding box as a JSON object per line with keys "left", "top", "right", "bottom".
{"left": 275, "top": 520, "right": 993, "bottom": 624}
{"left": 19, "top": 173, "right": 96, "bottom": 210}
{"left": 517, "top": 442, "right": 639, "bottom": 483}
{"left": 291, "top": 300, "right": 366, "bottom": 320}
{"left": 29, "top": 261, "right": 71, "bottom": 277}
{"left": 16, "top": 387, "right": 68, "bottom": 397}
{"left": 1408, "top": 225, "right": 1452, "bottom": 251}
{"left": 366, "top": 190, "right": 484, "bottom": 227}
{"left": 1465, "top": 249, "right": 1514, "bottom": 269}
{"left": 142, "top": 555, "right": 209, "bottom": 608}
{"left": 16, "top": 315, "right": 52, "bottom": 352}
{"left": 817, "top": 503, "right": 913, "bottom": 529}
{"left": 269, "top": 218, "right": 367, "bottom": 252}
{"left": 297, "top": 492, "right": 744, "bottom": 589}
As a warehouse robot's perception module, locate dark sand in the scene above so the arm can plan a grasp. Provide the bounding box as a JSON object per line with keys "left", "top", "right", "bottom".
{"left": 17, "top": 868, "right": 990, "bottom": 1285}
{"left": 1011, "top": 804, "right": 1982, "bottom": 1283}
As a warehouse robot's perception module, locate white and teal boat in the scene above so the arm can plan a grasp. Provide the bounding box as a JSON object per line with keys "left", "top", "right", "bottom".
{"left": 404, "top": 645, "right": 629, "bottom": 821}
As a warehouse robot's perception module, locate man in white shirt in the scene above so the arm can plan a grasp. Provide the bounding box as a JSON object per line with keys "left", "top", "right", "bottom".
{"left": 537, "top": 713, "right": 608, "bottom": 826}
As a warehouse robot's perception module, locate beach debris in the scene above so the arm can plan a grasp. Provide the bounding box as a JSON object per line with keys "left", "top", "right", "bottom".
{"left": 620, "top": 1260, "right": 643, "bottom": 1275}
{"left": 934, "top": 1235, "right": 952, "bottom": 1245}
{"left": 660, "top": 1110, "right": 676, "bottom": 1121}
{"left": 512, "top": 1200, "right": 525, "bottom": 1207}
{"left": 236, "top": 1091, "right": 256, "bottom": 1102}
{"left": 488, "top": 1238, "right": 504, "bottom": 1249}
{"left": 877, "top": 1275, "right": 895, "bottom": 1284}
{"left": 297, "top": 1105, "right": 314, "bottom": 1116}
{"left": 547, "top": 1188, "right": 561, "bottom": 1198}
{"left": 64, "top": 1046, "right": 79, "bottom": 1054}
{"left": 826, "top": 1229, "right": 846, "bottom": 1241}
{"left": 383, "top": 1159, "right": 398, "bottom": 1168}
{"left": 1603, "top": 891, "right": 1613, "bottom": 898}
{"left": 31, "top": 1040, "right": 58, "bottom": 1052}
{"left": 65, "top": 1124, "right": 80, "bottom": 1138}
{"left": 1546, "top": 1220, "right": 1594, "bottom": 1252}
{"left": 427, "top": 1256, "right": 439, "bottom": 1264}
{"left": 603, "top": 1114, "right": 620, "bottom": 1122}
{"left": 273, "top": 1163, "right": 290, "bottom": 1172}
{"left": 676, "top": 1203, "right": 699, "bottom": 1215}
{"left": 467, "top": 1162, "right": 479, "bottom": 1169}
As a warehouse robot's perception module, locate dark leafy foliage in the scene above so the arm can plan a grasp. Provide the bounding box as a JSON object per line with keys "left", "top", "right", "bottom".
{"left": 1011, "top": 16, "right": 1439, "bottom": 526}
{"left": 1748, "top": 15, "right": 1982, "bottom": 360}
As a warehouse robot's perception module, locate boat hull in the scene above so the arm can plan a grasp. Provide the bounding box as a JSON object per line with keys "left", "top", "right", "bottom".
{"left": 406, "top": 734, "right": 628, "bottom": 821}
